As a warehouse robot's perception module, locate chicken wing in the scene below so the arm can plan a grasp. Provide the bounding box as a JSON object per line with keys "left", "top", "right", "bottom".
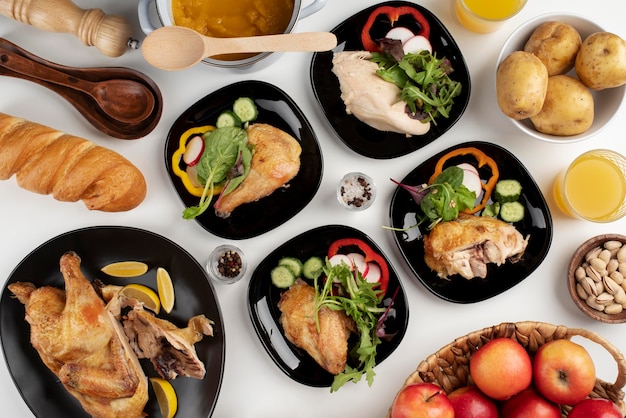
{"left": 332, "top": 51, "right": 431, "bottom": 137}
{"left": 278, "top": 280, "right": 355, "bottom": 375}
{"left": 8, "top": 251, "right": 147, "bottom": 418}
{"left": 214, "top": 123, "right": 301, "bottom": 217}
{"left": 424, "top": 213, "right": 529, "bottom": 279}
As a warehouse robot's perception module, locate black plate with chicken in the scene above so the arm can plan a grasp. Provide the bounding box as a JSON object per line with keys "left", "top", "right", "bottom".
{"left": 389, "top": 141, "right": 553, "bottom": 303}
{"left": 310, "top": 1, "right": 471, "bottom": 159}
{"left": 247, "top": 225, "right": 409, "bottom": 387}
{"left": 0, "top": 226, "right": 225, "bottom": 418}
{"left": 165, "top": 80, "right": 323, "bottom": 239}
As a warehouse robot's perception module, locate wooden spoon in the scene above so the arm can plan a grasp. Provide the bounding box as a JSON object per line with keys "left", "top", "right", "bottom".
{"left": 0, "top": 48, "right": 155, "bottom": 123}
{"left": 142, "top": 26, "right": 338, "bottom": 71}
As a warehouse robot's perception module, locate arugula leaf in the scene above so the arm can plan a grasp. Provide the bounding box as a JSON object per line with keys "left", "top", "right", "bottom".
{"left": 183, "top": 126, "right": 249, "bottom": 219}
{"left": 419, "top": 166, "right": 476, "bottom": 229}
{"left": 313, "top": 260, "right": 386, "bottom": 392}
{"left": 371, "top": 50, "right": 462, "bottom": 124}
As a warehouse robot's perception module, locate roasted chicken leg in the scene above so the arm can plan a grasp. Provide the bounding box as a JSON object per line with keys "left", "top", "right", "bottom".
{"left": 278, "top": 280, "right": 355, "bottom": 375}
{"left": 8, "top": 251, "right": 148, "bottom": 418}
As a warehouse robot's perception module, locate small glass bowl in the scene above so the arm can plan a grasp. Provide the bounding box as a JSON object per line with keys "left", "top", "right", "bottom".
{"left": 206, "top": 244, "right": 247, "bottom": 285}
{"left": 337, "top": 172, "right": 376, "bottom": 211}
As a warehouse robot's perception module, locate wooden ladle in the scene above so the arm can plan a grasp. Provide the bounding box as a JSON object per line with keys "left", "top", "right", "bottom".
{"left": 0, "top": 48, "right": 154, "bottom": 124}
{"left": 142, "top": 26, "right": 338, "bottom": 71}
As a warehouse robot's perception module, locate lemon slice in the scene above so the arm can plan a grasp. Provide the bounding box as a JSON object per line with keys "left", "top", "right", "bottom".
{"left": 120, "top": 284, "right": 160, "bottom": 314}
{"left": 156, "top": 267, "right": 175, "bottom": 314}
{"left": 150, "top": 377, "right": 178, "bottom": 418}
{"left": 101, "top": 261, "right": 149, "bottom": 278}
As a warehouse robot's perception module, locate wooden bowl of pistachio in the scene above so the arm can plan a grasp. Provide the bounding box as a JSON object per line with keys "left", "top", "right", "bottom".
{"left": 568, "top": 234, "right": 626, "bottom": 324}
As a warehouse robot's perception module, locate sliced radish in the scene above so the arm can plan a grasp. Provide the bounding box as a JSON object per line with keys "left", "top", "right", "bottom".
{"left": 402, "top": 35, "right": 432, "bottom": 55}
{"left": 185, "top": 165, "right": 203, "bottom": 188}
{"left": 182, "top": 135, "right": 205, "bottom": 166}
{"left": 329, "top": 254, "right": 351, "bottom": 268}
{"left": 385, "top": 26, "right": 415, "bottom": 44}
{"left": 346, "top": 253, "right": 368, "bottom": 277}
{"left": 457, "top": 163, "right": 483, "bottom": 197}
{"left": 364, "top": 262, "right": 381, "bottom": 283}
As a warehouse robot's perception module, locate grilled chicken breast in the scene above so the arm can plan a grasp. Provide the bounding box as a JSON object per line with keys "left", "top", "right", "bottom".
{"left": 214, "top": 123, "right": 301, "bottom": 217}
{"left": 424, "top": 213, "right": 529, "bottom": 279}
{"left": 8, "top": 252, "right": 148, "bottom": 418}
{"left": 278, "top": 280, "right": 355, "bottom": 375}
{"left": 331, "top": 51, "right": 431, "bottom": 136}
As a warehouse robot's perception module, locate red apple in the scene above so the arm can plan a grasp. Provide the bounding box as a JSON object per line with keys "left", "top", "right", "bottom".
{"left": 500, "top": 387, "right": 561, "bottom": 418}
{"left": 533, "top": 339, "right": 596, "bottom": 405}
{"left": 568, "top": 398, "right": 623, "bottom": 418}
{"left": 391, "top": 382, "right": 454, "bottom": 418}
{"left": 448, "top": 385, "right": 498, "bottom": 418}
{"left": 469, "top": 337, "right": 532, "bottom": 400}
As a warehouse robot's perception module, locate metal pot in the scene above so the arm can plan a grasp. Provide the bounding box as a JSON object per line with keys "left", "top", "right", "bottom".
{"left": 137, "top": 0, "right": 327, "bottom": 70}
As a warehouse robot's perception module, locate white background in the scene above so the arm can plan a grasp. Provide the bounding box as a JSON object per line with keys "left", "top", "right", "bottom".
{"left": 1, "top": 0, "right": 625, "bottom": 417}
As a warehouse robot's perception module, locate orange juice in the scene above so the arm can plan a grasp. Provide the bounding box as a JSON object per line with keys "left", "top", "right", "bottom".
{"left": 455, "top": 0, "right": 526, "bottom": 33}
{"left": 553, "top": 150, "right": 626, "bottom": 222}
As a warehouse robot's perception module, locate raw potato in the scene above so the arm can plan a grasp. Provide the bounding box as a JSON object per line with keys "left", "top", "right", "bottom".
{"left": 530, "top": 75, "right": 594, "bottom": 136}
{"left": 524, "top": 21, "right": 581, "bottom": 76}
{"left": 575, "top": 31, "right": 626, "bottom": 90}
{"left": 496, "top": 51, "right": 548, "bottom": 120}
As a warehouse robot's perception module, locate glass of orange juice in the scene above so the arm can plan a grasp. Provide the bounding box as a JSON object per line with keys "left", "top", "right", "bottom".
{"left": 552, "top": 149, "right": 626, "bottom": 223}
{"left": 455, "top": 0, "right": 527, "bottom": 33}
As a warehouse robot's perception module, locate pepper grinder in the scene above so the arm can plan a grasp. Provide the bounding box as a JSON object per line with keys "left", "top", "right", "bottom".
{"left": 0, "top": 0, "right": 139, "bottom": 57}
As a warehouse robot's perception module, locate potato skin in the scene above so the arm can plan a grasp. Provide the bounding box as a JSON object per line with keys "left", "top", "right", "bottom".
{"left": 496, "top": 51, "right": 548, "bottom": 120}
{"left": 524, "top": 21, "right": 581, "bottom": 76}
{"left": 575, "top": 32, "right": 626, "bottom": 90}
{"left": 530, "top": 75, "right": 594, "bottom": 136}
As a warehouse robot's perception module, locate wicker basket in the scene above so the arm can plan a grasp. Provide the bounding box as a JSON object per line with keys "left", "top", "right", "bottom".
{"left": 386, "top": 321, "right": 626, "bottom": 417}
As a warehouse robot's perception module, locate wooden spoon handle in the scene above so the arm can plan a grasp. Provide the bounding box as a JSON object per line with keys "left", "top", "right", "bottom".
{"left": 0, "top": 0, "right": 134, "bottom": 57}
{"left": 203, "top": 32, "right": 338, "bottom": 57}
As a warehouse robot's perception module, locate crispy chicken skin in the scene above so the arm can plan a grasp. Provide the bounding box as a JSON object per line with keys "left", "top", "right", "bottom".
{"left": 278, "top": 280, "right": 355, "bottom": 375}
{"left": 331, "top": 51, "right": 431, "bottom": 137}
{"left": 214, "top": 123, "right": 301, "bottom": 217}
{"left": 8, "top": 251, "right": 148, "bottom": 418}
{"left": 424, "top": 213, "right": 529, "bottom": 279}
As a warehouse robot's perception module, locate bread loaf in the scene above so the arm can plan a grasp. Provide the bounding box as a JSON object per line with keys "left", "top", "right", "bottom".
{"left": 0, "top": 112, "right": 146, "bottom": 211}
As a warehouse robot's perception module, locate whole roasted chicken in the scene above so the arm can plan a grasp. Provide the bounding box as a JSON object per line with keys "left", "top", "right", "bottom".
{"left": 8, "top": 251, "right": 148, "bottom": 418}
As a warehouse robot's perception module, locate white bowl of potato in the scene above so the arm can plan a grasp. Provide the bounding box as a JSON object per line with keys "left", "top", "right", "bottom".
{"left": 495, "top": 13, "right": 626, "bottom": 143}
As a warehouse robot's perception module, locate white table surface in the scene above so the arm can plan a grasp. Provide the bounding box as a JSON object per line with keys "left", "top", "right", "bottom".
{"left": 1, "top": 0, "right": 625, "bottom": 417}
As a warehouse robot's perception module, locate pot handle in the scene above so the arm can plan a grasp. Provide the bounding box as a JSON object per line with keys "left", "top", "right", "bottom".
{"left": 137, "top": 0, "right": 159, "bottom": 34}
{"left": 299, "top": 0, "right": 327, "bottom": 19}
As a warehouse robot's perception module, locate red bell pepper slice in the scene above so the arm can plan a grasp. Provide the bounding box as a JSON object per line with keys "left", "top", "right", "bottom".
{"left": 328, "top": 238, "right": 390, "bottom": 296}
{"left": 360, "top": 5, "right": 431, "bottom": 52}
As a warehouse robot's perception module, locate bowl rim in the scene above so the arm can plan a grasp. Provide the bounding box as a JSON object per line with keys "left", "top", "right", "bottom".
{"left": 568, "top": 234, "right": 626, "bottom": 324}
{"left": 496, "top": 12, "right": 626, "bottom": 144}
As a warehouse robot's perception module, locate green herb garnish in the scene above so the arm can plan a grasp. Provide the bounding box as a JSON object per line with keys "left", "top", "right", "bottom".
{"left": 371, "top": 50, "right": 462, "bottom": 124}
{"left": 313, "top": 260, "right": 386, "bottom": 392}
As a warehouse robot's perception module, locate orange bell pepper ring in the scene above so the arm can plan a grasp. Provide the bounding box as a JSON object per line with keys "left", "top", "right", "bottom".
{"left": 428, "top": 147, "right": 499, "bottom": 214}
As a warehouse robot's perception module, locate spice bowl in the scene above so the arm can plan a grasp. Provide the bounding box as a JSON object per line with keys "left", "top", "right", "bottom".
{"left": 567, "top": 234, "right": 626, "bottom": 323}
{"left": 337, "top": 172, "right": 376, "bottom": 211}
{"left": 206, "top": 244, "right": 247, "bottom": 285}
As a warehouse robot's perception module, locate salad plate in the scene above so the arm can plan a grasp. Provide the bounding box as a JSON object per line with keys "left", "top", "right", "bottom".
{"left": 0, "top": 226, "right": 225, "bottom": 418}
{"left": 247, "top": 225, "right": 409, "bottom": 387}
{"left": 310, "top": 1, "right": 471, "bottom": 159}
{"left": 165, "top": 80, "right": 323, "bottom": 239}
{"left": 389, "top": 141, "right": 553, "bottom": 303}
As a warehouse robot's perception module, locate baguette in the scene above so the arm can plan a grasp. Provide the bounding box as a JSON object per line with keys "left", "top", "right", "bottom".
{"left": 0, "top": 112, "right": 146, "bottom": 211}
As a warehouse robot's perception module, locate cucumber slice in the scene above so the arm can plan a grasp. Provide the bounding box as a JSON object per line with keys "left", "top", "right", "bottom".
{"left": 271, "top": 265, "right": 296, "bottom": 288}
{"left": 303, "top": 256, "right": 324, "bottom": 280}
{"left": 232, "top": 97, "right": 258, "bottom": 123}
{"left": 482, "top": 202, "right": 500, "bottom": 218}
{"left": 500, "top": 201, "right": 525, "bottom": 222}
{"left": 216, "top": 111, "right": 242, "bottom": 128}
{"left": 278, "top": 257, "right": 303, "bottom": 277}
{"left": 494, "top": 179, "right": 523, "bottom": 203}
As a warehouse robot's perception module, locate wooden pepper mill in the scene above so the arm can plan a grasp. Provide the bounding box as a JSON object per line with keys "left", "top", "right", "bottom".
{"left": 0, "top": 0, "right": 138, "bottom": 57}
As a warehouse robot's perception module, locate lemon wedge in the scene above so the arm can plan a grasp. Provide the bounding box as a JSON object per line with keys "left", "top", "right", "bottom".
{"left": 120, "top": 284, "right": 160, "bottom": 314}
{"left": 150, "top": 377, "right": 178, "bottom": 418}
{"left": 101, "top": 261, "right": 149, "bottom": 278}
{"left": 156, "top": 267, "right": 175, "bottom": 314}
